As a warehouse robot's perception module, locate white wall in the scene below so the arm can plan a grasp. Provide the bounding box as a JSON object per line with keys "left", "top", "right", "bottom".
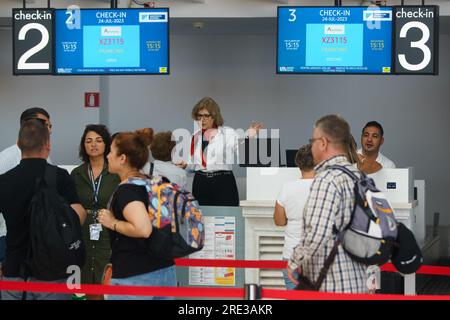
{"left": 0, "top": 26, "right": 449, "bottom": 226}
{"left": 0, "top": 30, "right": 101, "bottom": 165}
{"left": 3, "top": 0, "right": 450, "bottom": 17}
{"left": 107, "top": 33, "right": 450, "bottom": 226}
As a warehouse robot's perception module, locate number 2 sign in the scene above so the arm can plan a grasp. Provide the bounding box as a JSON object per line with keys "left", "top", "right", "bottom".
{"left": 13, "top": 9, "right": 53, "bottom": 75}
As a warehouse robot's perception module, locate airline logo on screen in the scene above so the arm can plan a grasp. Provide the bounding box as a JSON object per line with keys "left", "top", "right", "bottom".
{"left": 324, "top": 25, "right": 345, "bottom": 35}
{"left": 139, "top": 12, "right": 168, "bottom": 23}
{"left": 101, "top": 26, "right": 122, "bottom": 37}
{"left": 363, "top": 10, "right": 392, "bottom": 21}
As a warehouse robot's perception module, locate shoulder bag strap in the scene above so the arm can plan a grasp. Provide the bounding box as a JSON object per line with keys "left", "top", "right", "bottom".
{"left": 43, "top": 164, "right": 58, "bottom": 189}
{"left": 313, "top": 239, "right": 341, "bottom": 290}
{"left": 149, "top": 162, "right": 154, "bottom": 176}
{"left": 328, "top": 164, "right": 361, "bottom": 182}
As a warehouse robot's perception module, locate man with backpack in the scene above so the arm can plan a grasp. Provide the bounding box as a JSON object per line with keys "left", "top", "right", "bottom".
{"left": 287, "top": 114, "right": 368, "bottom": 293}
{"left": 0, "top": 107, "right": 53, "bottom": 290}
{"left": 0, "top": 119, "right": 86, "bottom": 300}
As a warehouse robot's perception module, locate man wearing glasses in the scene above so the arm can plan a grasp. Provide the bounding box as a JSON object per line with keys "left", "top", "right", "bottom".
{"left": 287, "top": 114, "right": 367, "bottom": 293}
{"left": 0, "top": 107, "right": 52, "bottom": 288}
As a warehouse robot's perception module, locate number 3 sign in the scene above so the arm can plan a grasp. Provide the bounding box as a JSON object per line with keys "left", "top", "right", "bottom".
{"left": 13, "top": 9, "right": 53, "bottom": 75}
{"left": 394, "top": 6, "right": 439, "bottom": 75}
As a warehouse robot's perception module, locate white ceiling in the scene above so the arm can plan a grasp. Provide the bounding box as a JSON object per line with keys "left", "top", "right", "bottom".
{"left": 1, "top": 15, "right": 449, "bottom": 35}
{"left": 1, "top": 0, "right": 449, "bottom": 34}
{"left": 3, "top": 0, "right": 450, "bottom": 17}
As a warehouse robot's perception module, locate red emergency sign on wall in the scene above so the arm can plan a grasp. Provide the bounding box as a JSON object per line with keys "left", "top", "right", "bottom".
{"left": 85, "top": 92, "right": 100, "bottom": 108}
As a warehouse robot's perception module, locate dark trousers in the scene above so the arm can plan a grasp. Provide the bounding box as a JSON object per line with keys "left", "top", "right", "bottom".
{"left": 0, "top": 236, "right": 4, "bottom": 300}
{"left": 0, "top": 236, "right": 5, "bottom": 263}
{"left": 192, "top": 171, "right": 239, "bottom": 206}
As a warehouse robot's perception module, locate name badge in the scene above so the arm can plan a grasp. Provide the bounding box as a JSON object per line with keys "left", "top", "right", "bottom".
{"left": 89, "top": 223, "right": 103, "bottom": 241}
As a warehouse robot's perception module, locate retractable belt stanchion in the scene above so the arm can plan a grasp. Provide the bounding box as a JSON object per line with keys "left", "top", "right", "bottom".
{"left": 244, "top": 284, "right": 261, "bottom": 300}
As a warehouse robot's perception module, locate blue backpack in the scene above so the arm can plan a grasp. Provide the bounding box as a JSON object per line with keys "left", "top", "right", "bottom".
{"left": 126, "top": 177, "right": 205, "bottom": 260}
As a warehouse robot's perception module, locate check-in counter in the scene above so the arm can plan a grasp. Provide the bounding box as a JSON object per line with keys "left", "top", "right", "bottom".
{"left": 241, "top": 167, "right": 425, "bottom": 292}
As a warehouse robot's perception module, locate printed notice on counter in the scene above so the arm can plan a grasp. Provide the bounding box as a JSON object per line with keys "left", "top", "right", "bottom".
{"left": 189, "top": 216, "right": 236, "bottom": 286}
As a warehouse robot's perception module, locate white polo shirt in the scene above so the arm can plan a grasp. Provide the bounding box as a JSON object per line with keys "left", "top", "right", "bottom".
{"left": 0, "top": 144, "right": 20, "bottom": 237}
{"left": 358, "top": 149, "right": 396, "bottom": 169}
{"left": 276, "top": 178, "right": 313, "bottom": 259}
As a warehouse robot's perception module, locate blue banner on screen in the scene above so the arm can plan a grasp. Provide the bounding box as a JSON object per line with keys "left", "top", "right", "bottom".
{"left": 55, "top": 8, "right": 169, "bottom": 75}
{"left": 277, "top": 7, "right": 393, "bottom": 74}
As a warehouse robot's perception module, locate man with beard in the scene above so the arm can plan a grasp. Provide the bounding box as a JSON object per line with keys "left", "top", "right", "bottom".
{"left": 358, "top": 121, "right": 396, "bottom": 170}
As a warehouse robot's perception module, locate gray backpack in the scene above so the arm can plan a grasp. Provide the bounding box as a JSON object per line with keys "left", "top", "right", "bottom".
{"left": 330, "top": 165, "right": 398, "bottom": 266}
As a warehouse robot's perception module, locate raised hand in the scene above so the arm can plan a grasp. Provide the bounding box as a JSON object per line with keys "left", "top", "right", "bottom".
{"left": 247, "top": 121, "right": 264, "bottom": 138}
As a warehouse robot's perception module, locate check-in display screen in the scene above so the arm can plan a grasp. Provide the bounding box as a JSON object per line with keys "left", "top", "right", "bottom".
{"left": 55, "top": 8, "right": 169, "bottom": 75}
{"left": 277, "top": 7, "right": 393, "bottom": 74}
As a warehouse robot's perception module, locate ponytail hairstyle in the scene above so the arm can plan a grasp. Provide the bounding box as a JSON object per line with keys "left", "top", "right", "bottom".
{"left": 113, "top": 128, "right": 154, "bottom": 170}
{"left": 135, "top": 127, "right": 154, "bottom": 147}
{"left": 346, "top": 134, "right": 361, "bottom": 166}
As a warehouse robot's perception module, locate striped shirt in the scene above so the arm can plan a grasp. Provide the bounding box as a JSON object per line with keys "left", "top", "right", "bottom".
{"left": 288, "top": 155, "right": 368, "bottom": 293}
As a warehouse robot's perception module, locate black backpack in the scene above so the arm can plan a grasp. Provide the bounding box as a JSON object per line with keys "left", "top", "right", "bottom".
{"left": 24, "top": 165, "right": 85, "bottom": 281}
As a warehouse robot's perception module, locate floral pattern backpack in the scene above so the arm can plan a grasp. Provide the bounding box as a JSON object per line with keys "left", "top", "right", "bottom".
{"left": 127, "top": 176, "right": 205, "bottom": 259}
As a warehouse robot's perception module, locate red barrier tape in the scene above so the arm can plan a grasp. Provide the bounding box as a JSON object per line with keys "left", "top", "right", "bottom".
{"left": 1, "top": 259, "right": 449, "bottom": 299}
{"left": 0, "top": 280, "right": 449, "bottom": 300}
{"left": 0, "top": 281, "right": 243, "bottom": 298}
{"left": 175, "top": 259, "right": 450, "bottom": 276}
{"left": 261, "top": 289, "right": 450, "bottom": 300}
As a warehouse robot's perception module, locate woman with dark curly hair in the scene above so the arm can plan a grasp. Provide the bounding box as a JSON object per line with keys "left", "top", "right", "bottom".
{"left": 71, "top": 124, "right": 120, "bottom": 299}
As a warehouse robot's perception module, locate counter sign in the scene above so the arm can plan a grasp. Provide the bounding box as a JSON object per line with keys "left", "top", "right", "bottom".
{"left": 13, "top": 9, "right": 54, "bottom": 75}
{"left": 394, "top": 6, "right": 439, "bottom": 75}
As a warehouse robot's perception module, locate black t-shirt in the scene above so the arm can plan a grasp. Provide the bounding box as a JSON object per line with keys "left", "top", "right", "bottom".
{"left": 0, "top": 159, "right": 79, "bottom": 278}
{"left": 109, "top": 184, "right": 174, "bottom": 279}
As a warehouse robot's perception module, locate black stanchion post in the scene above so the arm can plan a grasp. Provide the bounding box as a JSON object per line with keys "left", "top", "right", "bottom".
{"left": 433, "top": 212, "right": 440, "bottom": 238}
{"left": 244, "top": 284, "right": 261, "bottom": 300}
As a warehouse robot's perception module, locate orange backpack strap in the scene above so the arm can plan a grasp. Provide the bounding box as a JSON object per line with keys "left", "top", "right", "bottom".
{"left": 156, "top": 183, "right": 171, "bottom": 228}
